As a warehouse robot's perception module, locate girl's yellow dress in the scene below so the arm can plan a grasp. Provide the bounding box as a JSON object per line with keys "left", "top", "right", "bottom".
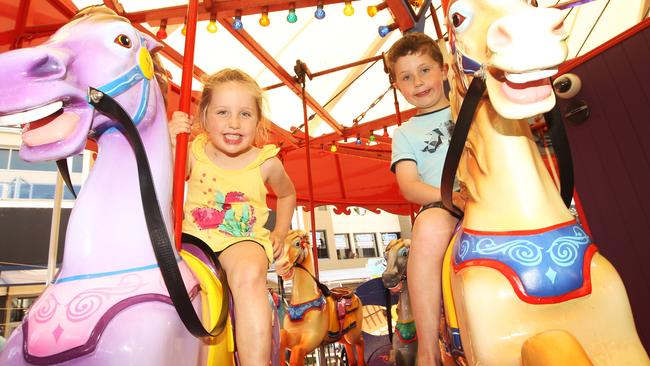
{"left": 182, "top": 133, "right": 279, "bottom": 263}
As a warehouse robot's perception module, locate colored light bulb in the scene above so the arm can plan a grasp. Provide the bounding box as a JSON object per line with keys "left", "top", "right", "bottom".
{"left": 259, "top": 12, "right": 270, "bottom": 27}
{"left": 355, "top": 136, "right": 362, "bottom": 145}
{"left": 369, "top": 134, "right": 376, "bottom": 142}
{"left": 343, "top": 1, "right": 355, "bottom": 16}
{"left": 287, "top": 9, "right": 298, "bottom": 23}
{"left": 207, "top": 20, "right": 218, "bottom": 33}
{"left": 315, "top": 5, "right": 326, "bottom": 19}
{"left": 233, "top": 16, "right": 243, "bottom": 30}
{"left": 367, "top": 5, "right": 378, "bottom": 17}
{"left": 330, "top": 144, "right": 337, "bottom": 152}
{"left": 156, "top": 27, "right": 167, "bottom": 39}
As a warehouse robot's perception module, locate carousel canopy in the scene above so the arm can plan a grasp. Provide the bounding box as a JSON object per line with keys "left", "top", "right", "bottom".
{"left": 1, "top": 0, "right": 647, "bottom": 214}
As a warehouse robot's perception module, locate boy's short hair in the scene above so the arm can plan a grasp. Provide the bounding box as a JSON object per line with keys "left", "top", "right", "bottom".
{"left": 386, "top": 32, "right": 444, "bottom": 80}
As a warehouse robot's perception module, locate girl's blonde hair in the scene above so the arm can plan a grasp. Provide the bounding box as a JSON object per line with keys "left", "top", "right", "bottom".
{"left": 197, "top": 68, "right": 270, "bottom": 146}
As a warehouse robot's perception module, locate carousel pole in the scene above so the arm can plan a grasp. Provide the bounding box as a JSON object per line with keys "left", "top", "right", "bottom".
{"left": 172, "top": 0, "right": 199, "bottom": 249}
{"left": 46, "top": 171, "right": 64, "bottom": 284}
{"left": 295, "top": 60, "right": 320, "bottom": 278}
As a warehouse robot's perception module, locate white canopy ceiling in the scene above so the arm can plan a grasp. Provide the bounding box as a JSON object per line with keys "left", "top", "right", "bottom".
{"left": 70, "top": 0, "right": 649, "bottom": 138}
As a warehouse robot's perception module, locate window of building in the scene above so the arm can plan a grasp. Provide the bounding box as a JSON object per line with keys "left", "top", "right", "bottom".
{"left": 5, "top": 149, "right": 83, "bottom": 173}
{"left": 0, "top": 148, "right": 10, "bottom": 169}
{"left": 354, "top": 233, "right": 379, "bottom": 258}
{"left": 334, "top": 233, "right": 353, "bottom": 260}
{"left": 381, "top": 232, "right": 400, "bottom": 247}
{"left": 3, "top": 178, "right": 79, "bottom": 200}
{"left": 309, "top": 230, "right": 329, "bottom": 259}
{"left": 9, "top": 296, "right": 37, "bottom": 323}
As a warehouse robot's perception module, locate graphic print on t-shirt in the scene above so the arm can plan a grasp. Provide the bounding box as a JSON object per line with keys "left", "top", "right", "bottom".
{"left": 421, "top": 119, "right": 454, "bottom": 154}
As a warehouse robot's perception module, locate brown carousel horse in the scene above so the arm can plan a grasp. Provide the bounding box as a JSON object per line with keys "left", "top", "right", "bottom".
{"left": 275, "top": 230, "right": 365, "bottom": 366}
{"left": 438, "top": 0, "right": 650, "bottom": 365}
{"left": 382, "top": 239, "right": 417, "bottom": 366}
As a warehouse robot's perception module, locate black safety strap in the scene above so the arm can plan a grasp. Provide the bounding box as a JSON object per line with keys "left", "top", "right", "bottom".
{"left": 441, "top": 77, "right": 486, "bottom": 216}
{"left": 544, "top": 104, "right": 574, "bottom": 207}
{"left": 87, "top": 87, "right": 228, "bottom": 338}
{"left": 55, "top": 159, "right": 76, "bottom": 198}
{"left": 441, "top": 79, "right": 574, "bottom": 215}
{"left": 294, "top": 262, "right": 331, "bottom": 297}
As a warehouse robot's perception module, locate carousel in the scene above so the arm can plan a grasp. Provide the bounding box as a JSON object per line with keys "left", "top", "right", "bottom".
{"left": 0, "top": 0, "right": 649, "bottom": 365}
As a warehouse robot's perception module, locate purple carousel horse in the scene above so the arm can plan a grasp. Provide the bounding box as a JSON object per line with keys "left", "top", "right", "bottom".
{"left": 0, "top": 7, "right": 242, "bottom": 366}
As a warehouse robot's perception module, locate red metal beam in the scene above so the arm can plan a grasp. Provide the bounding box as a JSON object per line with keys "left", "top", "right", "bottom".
{"left": 305, "top": 108, "right": 416, "bottom": 148}
{"left": 10, "top": 0, "right": 30, "bottom": 50}
{"left": 126, "top": 0, "right": 355, "bottom": 26}
{"left": 385, "top": 0, "right": 416, "bottom": 32}
{"left": 263, "top": 54, "right": 383, "bottom": 91}
{"left": 219, "top": 17, "right": 344, "bottom": 134}
{"left": 46, "top": 0, "right": 77, "bottom": 18}
{"left": 132, "top": 23, "right": 208, "bottom": 82}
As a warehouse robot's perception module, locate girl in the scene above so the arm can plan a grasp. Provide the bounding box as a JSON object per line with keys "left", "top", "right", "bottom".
{"left": 169, "top": 68, "right": 296, "bottom": 365}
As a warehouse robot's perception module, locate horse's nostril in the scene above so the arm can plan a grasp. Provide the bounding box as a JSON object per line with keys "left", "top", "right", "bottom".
{"left": 28, "top": 55, "right": 65, "bottom": 78}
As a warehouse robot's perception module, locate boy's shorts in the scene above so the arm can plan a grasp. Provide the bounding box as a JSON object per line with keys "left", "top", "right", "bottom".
{"left": 415, "top": 201, "right": 462, "bottom": 223}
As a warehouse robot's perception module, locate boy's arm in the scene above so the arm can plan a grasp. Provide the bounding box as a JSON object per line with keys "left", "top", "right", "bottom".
{"left": 394, "top": 160, "right": 443, "bottom": 206}
{"left": 264, "top": 157, "right": 297, "bottom": 259}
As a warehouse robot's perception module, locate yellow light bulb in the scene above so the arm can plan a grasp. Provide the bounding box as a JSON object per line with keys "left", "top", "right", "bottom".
{"left": 343, "top": 2, "right": 355, "bottom": 16}
{"left": 330, "top": 144, "right": 337, "bottom": 153}
{"left": 181, "top": 24, "right": 187, "bottom": 36}
{"left": 259, "top": 13, "right": 270, "bottom": 27}
{"left": 367, "top": 6, "right": 378, "bottom": 17}
{"left": 207, "top": 20, "right": 218, "bottom": 33}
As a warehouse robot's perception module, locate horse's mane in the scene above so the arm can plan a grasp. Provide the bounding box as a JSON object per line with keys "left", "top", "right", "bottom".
{"left": 72, "top": 6, "right": 170, "bottom": 107}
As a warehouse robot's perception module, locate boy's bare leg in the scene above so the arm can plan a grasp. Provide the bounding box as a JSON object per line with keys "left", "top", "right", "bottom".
{"left": 408, "top": 208, "right": 458, "bottom": 366}
{"left": 219, "top": 241, "right": 271, "bottom": 366}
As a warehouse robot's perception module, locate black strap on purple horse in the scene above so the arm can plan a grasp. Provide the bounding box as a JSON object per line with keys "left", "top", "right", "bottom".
{"left": 86, "top": 87, "right": 229, "bottom": 339}
{"left": 440, "top": 78, "right": 575, "bottom": 217}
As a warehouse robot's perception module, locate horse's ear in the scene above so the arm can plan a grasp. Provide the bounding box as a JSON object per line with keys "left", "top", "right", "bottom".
{"left": 142, "top": 33, "right": 163, "bottom": 54}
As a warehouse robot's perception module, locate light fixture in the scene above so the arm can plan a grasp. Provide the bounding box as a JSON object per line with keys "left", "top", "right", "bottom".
{"left": 378, "top": 23, "right": 398, "bottom": 37}
{"left": 287, "top": 3, "right": 298, "bottom": 23}
{"left": 355, "top": 134, "right": 362, "bottom": 144}
{"left": 207, "top": 8, "right": 218, "bottom": 33}
{"left": 233, "top": 9, "right": 243, "bottom": 30}
{"left": 315, "top": 0, "right": 326, "bottom": 19}
{"left": 259, "top": 7, "right": 270, "bottom": 27}
{"left": 181, "top": 16, "right": 187, "bottom": 36}
{"left": 367, "top": 2, "right": 387, "bottom": 17}
{"left": 369, "top": 134, "right": 376, "bottom": 142}
{"left": 343, "top": 1, "right": 355, "bottom": 16}
{"left": 382, "top": 126, "right": 389, "bottom": 137}
{"left": 330, "top": 143, "right": 337, "bottom": 152}
{"left": 156, "top": 18, "right": 168, "bottom": 39}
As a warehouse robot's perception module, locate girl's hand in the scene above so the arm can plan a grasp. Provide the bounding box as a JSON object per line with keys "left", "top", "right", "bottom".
{"left": 270, "top": 230, "right": 287, "bottom": 261}
{"left": 168, "top": 111, "right": 194, "bottom": 148}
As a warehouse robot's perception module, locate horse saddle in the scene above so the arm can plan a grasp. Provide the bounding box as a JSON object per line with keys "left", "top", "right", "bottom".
{"left": 325, "top": 287, "right": 359, "bottom": 341}
{"left": 453, "top": 220, "right": 597, "bottom": 304}
{"left": 23, "top": 262, "right": 199, "bottom": 364}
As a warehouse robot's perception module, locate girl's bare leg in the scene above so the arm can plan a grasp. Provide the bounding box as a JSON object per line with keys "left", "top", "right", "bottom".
{"left": 219, "top": 241, "right": 271, "bottom": 365}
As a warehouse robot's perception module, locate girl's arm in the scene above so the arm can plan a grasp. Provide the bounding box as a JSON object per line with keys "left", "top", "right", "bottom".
{"left": 168, "top": 111, "right": 194, "bottom": 178}
{"left": 264, "top": 157, "right": 297, "bottom": 260}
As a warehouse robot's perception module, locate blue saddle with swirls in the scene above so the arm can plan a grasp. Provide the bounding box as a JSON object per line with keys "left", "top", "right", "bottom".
{"left": 452, "top": 220, "right": 597, "bottom": 303}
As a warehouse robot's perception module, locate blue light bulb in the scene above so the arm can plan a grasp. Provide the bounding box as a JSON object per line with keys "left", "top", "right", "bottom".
{"left": 232, "top": 17, "right": 243, "bottom": 30}
{"left": 315, "top": 6, "right": 326, "bottom": 19}
{"left": 378, "top": 25, "right": 391, "bottom": 37}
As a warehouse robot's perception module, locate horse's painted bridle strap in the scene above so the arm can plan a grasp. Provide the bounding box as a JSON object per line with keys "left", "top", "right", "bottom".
{"left": 95, "top": 35, "right": 152, "bottom": 125}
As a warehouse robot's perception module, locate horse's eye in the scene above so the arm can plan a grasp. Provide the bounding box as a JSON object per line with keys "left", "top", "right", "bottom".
{"left": 451, "top": 13, "right": 466, "bottom": 28}
{"left": 114, "top": 34, "right": 132, "bottom": 48}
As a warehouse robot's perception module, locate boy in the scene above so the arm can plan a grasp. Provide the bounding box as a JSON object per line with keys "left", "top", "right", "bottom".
{"left": 387, "top": 32, "right": 465, "bottom": 365}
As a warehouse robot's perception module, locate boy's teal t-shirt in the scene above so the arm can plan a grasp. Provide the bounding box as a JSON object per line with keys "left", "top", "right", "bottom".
{"left": 390, "top": 106, "right": 454, "bottom": 189}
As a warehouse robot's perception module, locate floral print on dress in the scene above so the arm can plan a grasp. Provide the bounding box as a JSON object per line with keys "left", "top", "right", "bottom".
{"left": 191, "top": 190, "right": 257, "bottom": 237}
